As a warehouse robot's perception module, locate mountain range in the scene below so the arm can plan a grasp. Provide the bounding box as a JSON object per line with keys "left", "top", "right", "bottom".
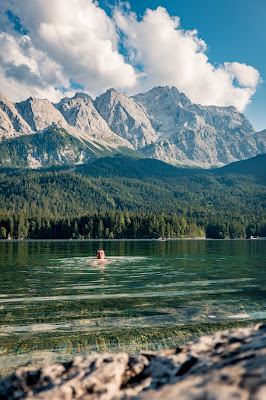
{"left": 0, "top": 86, "right": 265, "bottom": 169}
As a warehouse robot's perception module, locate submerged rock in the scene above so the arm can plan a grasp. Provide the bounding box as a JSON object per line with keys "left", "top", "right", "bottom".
{"left": 0, "top": 324, "right": 265, "bottom": 399}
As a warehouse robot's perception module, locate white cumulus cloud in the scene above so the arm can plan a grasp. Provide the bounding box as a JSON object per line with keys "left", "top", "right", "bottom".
{"left": 0, "top": 32, "right": 72, "bottom": 101}
{"left": 35, "top": 0, "right": 136, "bottom": 90}
{"left": 224, "top": 62, "right": 260, "bottom": 88}
{"left": 0, "top": 1, "right": 261, "bottom": 111}
{"left": 0, "top": 0, "right": 136, "bottom": 100}
{"left": 114, "top": 6, "right": 260, "bottom": 111}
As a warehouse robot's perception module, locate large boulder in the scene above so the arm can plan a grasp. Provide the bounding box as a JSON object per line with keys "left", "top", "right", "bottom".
{"left": 0, "top": 324, "right": 265, "bottom": 399}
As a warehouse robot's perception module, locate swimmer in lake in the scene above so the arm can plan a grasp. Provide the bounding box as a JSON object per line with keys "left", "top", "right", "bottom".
{"left": 90, "top": 249, "right": 115, "bottom": 266}
{"left": 96, "top": 248, "right": 105, "bottom": 259}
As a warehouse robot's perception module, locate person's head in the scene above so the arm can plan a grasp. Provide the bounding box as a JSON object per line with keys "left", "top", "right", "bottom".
{"left": 96, "top": 249, "right": 105, "bottom": 259}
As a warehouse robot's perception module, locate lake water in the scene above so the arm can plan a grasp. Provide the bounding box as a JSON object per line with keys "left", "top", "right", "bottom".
{"left": 0, "top": 239, "right": 265, "bottom": 377}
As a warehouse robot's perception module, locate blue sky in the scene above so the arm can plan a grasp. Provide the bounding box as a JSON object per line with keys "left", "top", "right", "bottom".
{"left": 0, "top": 0, "right": 265, "bottom": 131}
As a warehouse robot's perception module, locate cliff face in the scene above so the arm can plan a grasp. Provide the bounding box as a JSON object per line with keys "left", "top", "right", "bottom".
{"left": 95, "top": 89, "right": 157, "bottom": 149}
{"left": 0, "top": 93, "right": 33, "bottom": 140}
{"left": 1, "top": 324, "right": 265, "bottom": 400}
{"left": 133, "top": 87, "right": 263, "bottom": 167}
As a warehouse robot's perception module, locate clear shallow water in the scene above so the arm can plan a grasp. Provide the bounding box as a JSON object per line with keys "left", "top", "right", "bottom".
{"left": 0, "top": 240, "right": 265, "bottom": 377}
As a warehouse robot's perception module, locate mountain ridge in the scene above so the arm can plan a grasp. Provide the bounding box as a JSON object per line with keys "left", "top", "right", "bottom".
{"left": 132, "top": 86, "right": 261, "bottom": 167}
{"left": 0, "top": 86, "right": 265, "bottom": 169}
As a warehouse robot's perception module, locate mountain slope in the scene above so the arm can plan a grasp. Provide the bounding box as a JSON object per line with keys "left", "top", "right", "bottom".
{"left": 133, "top": 86, "right": 263, "bottom": 167}
{"left": 216, "top": 153, "right": 266, "bottom": 183}
{"left": 0, "top": 155, "right": 264, "bottom": 224}
{"left": 14, "top": 96, "right": 112, "bottom": 149}
{"left": 0, "top": 93, "right": 33, "bottom": 141}
{"left": 54, "top": 92, "right": 133, "bottom": 148}
{"left": 0, "top": 127, "right": 145, "bottom": 169}
{"left": 0, "top": 128, "right": 97, "bottom": 168}
{"left": 95, "top": 88, "right": 157, "bottom": 149}
{"left": 0, "top": 94, "right": 138, "bottom": 168}
{"left": 78, "top": 154, "right": 194, "bottom": 180}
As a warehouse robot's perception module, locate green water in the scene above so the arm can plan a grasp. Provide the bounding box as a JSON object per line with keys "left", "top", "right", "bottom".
{"left": 0, "top": 239, "right": 265, "bottom": 377}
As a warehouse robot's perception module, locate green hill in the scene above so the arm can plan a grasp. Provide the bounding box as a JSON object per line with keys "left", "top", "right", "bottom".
{"left": 216, "top": 154, "right": 266, "bottom": 183}
{"left": 78, "top": 154, "right": 195, "bottom": 179}
{"left": 0, "top": 154, "right": 265, "bottom": 239}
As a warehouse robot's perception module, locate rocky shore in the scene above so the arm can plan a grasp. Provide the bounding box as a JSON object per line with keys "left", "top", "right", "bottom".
{"left": 0, "top": 324, "right": 265, "bottom": 400}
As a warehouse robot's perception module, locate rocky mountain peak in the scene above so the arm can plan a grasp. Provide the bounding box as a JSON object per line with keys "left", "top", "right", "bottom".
{"left": 131, "top": 85, "right": 262, "bottom": 167}
{"left": 96, "top": 88, "right": 126, "bottom": 108}
{"left": 0, "top": 93, "right": 33, "bottom": 140}
{"left": 0, "top": 92, "right": 14, "bottom": 105}
{"left": 106, "top": 88, "right": 118, "bottom": 93}
{"left": 16, "top": 97, "right": 67, "bottom": 132}
{"left": 94, "top": 89, "right": 158, "bottom": 149}
{"left": 55, "top": 93, "right": 94, "bottom": 114}
{"left": 54, "top": 92, "right": 133, "bottom": 148}
{"left": 134, "top": 86, "right": 191, "bottom": 109}
{"left": 133, "top": 86, "right": 192, "bottom": 136}
{"left": 73, "top": 92, "right": 92, "bottom": 100}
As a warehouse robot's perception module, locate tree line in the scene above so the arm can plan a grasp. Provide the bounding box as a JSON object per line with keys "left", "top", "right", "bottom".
{"left": 0, "top": 211, "right": 265, "bottom": 240}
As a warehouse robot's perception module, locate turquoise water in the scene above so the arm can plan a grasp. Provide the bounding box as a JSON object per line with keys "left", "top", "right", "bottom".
{"left": 0, "top": 240, "right": 265, "bottom": 377}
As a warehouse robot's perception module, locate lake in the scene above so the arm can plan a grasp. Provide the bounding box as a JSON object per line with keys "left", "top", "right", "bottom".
{"left": 0, "top": 239, "right": 265, "bottom": 377}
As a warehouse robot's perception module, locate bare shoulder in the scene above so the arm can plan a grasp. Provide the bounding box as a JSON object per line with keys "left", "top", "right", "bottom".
{"left": 90, "top": 259, "right": 115, "bottom": 266}
{"left": 103, "top": 259, "right": 115, "bottom": 265}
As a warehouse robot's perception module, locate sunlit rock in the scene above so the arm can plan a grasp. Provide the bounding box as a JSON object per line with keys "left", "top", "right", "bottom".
{"left": 0, "top": 324, "right": 265, "bottom": 400}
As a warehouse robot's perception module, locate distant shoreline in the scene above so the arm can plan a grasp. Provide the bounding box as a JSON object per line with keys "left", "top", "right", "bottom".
{"left": 1, "top": 238, "right": 265, "bottom": 242}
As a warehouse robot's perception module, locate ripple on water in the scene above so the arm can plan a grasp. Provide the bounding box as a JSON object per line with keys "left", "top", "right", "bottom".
{"left": 0, "top": 240, "right": 265, "bottom": 378}
{"left": 0, "top": 288, "right": 244, "bottom": 304}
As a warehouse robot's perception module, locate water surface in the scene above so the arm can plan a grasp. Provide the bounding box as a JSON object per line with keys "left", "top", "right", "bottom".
{"left": 0, "top": 240, "right": 265, "bottom": 377}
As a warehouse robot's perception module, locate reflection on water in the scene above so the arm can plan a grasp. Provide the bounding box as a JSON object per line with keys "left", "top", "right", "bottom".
{"left": 0, "top": 240, "right": 265, "bottom": 377}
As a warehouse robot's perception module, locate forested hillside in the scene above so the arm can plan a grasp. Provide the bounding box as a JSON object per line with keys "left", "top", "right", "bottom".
{"left": 0, "top": 155, "right": 265, "bottom": 239}
{"left": 0, "top": 127, "right": 143, "bottom": 168}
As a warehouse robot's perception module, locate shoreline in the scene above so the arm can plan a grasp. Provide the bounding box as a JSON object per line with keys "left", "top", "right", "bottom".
{"left": 0, "top": 237, "right": 266, "bottom": 243}
{"left": 0, "top": 237, "right": 265, "bottom": 242}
